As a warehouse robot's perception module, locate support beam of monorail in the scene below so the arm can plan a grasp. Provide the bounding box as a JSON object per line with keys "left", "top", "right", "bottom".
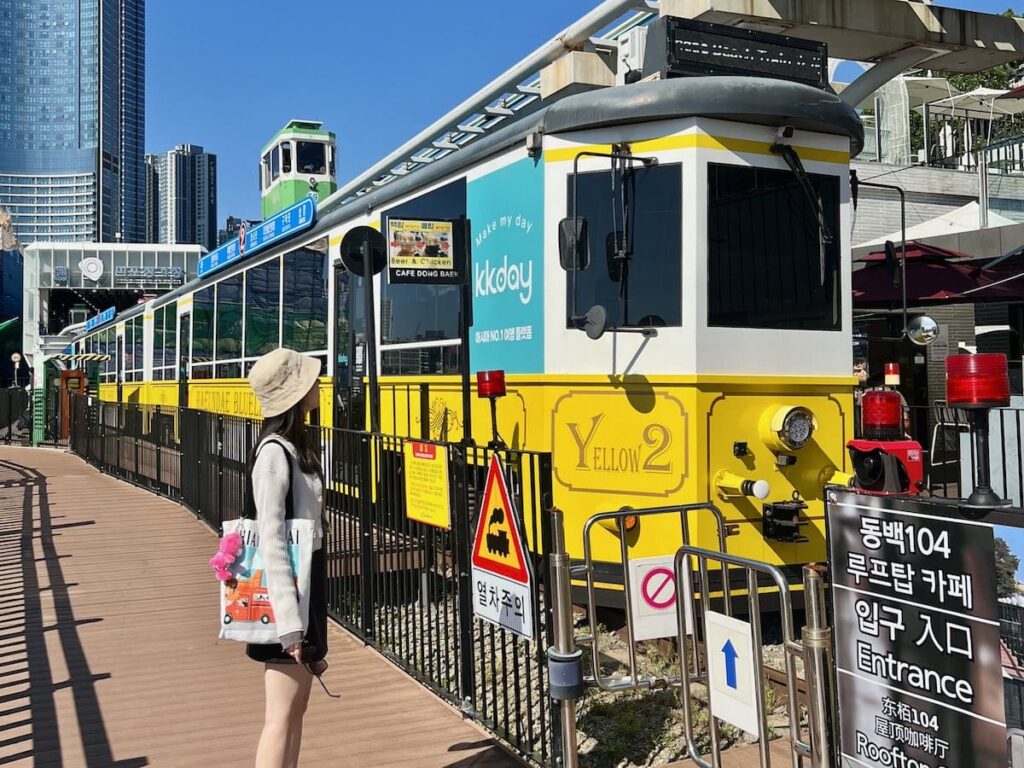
{"left": 663, "top": 0, "right": 1024, "bottom": 72}
{"left": 318, "top": 0, "right": 1024, "bottom": 217}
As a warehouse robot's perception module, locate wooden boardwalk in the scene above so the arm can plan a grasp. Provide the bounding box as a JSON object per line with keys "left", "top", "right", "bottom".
{"left": 0, "top": 447, "right": 516, "bottom": 768}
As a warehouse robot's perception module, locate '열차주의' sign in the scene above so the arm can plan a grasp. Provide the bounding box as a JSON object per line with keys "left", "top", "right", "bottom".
{"left": 470, "top": 455, "right": 534, "bottom": 640}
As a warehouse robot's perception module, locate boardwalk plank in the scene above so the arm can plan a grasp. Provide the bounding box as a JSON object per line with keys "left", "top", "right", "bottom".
{"left": 0, "top": 448, "right": 517, "bottom": 768}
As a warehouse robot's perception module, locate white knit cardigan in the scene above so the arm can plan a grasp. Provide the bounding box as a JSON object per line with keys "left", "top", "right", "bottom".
{"left": 251, "top": 436, "right": 324, "bottom": 648}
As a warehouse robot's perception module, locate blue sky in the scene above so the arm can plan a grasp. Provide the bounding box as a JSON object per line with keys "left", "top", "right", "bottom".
{"left": 147, "top": 1, "right": 1024, "bottom": 222}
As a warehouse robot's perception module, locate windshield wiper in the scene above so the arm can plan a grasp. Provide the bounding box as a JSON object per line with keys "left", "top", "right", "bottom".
{"left": 770, "top": 142, "right": 833, "bottom": 287}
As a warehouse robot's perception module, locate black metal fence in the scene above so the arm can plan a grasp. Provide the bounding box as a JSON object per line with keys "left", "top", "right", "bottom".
{"left": 907, "top": 404, "right": 1024, "bottom": 505}
{"left": 68, "top": 394, "right": 559, "bottom": 766}
{"left": 0, "top": 387, "right": 28, "bottom": 443}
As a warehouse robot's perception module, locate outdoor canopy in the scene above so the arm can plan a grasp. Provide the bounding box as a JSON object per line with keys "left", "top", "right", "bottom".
{"left": 853, "top": 241, "right": 1024, "bottom": 308}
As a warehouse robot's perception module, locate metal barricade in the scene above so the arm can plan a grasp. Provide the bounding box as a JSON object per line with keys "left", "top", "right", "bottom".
{"left": 579, "top": 503, "right": 730, "bottom": 692}
{"left": 675, "top": 546, "right": 835, "bottom": 768}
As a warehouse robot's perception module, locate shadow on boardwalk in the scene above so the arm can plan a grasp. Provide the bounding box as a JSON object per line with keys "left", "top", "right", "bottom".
{"left": 0, "top": 448, "right": 516, "bottom": 768}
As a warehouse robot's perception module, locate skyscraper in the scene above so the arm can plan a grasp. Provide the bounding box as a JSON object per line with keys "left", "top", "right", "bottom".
{"left": 146, "top": 145, "right": 218, "bottom": 251}
{"left": 0, "top": 0, "right": 146, "bottom": 245}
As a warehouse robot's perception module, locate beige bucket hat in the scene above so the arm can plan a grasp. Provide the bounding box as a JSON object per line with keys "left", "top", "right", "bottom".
{"left": 248, "top": 348, "right": 320, "bottom": 418}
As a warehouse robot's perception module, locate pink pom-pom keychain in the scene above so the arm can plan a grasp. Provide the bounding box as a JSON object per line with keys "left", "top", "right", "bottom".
{"left": 210, "top": 531, "right": 243, "bottom": 585}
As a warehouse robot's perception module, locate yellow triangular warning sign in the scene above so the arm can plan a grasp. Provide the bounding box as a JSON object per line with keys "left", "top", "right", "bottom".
{"left": 471, "top": 455, "right": 530, "bottom": 584}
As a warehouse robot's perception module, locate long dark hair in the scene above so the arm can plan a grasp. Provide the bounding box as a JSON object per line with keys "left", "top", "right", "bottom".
{"left": 247, "top": 401, "right": 323, "bottom": 481}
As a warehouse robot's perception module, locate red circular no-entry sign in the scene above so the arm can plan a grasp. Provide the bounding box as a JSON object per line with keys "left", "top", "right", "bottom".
{"left": 640, "top": 567, "right": 676, "bottom": 610}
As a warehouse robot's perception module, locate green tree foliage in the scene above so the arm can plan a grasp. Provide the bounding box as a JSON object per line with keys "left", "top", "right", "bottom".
{"left": 995, "top": 536, "right": 1020, "bottom": 599}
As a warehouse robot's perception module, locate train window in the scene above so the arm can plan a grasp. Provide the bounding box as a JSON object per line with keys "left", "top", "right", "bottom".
{"left": 380, "top": 178, "right": 466, "bottom": 347}
{"left": 216, "top": 275, "right": 243, "bottom": 361}
{"left": 124, "top": 323, "right": 134, "bottom": 379}
{"left": 217, "top": 363, "right": 241, "bottom": 379}
{"left": 261, "top": 153, "right": 271, "bottom": 190}
{"left": 152, "top": 306, "right": 165, "bottom": 370}
{"left": 297, "top": 141, "right": 326, "bottom": 175}
{"left": 328, "top": 145, "right": 335, "bottom": 178}
{"left": 707, "top": 163, "right": 841, "bottom": 331}
{"left": 192, "top": 287, "right": 214, "bottom": 367}
{"left": 282, "top": 242, "right": 328, "bottom": 353}
{"left": 281, "top": 142, "right": 292, "bottom": 174}
{"left": 102, "top": 328, "right": 114, "bottom": 381}
{"left": 271, "top": 146, "right": 280, "bottom": 183}
{"left": 382, "top": 345, "right": 460, "bottom": 376}
{"left": 565, "top": 163, "right": 682, "bottom": 328}
{"left": 245, "top": 258, "right": 281, "bottom": 357}
{"left": 134, "top": 317, "right": 144, "bottom": 379}
{"left": 165, "top": 305, "right": 177, "bottom": 378}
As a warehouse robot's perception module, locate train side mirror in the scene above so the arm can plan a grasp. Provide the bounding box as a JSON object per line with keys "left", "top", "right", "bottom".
{"left": 583, "top": 305, "right": 608, "bottom": 340}
{"left": 907, "top": 315, "right": 939, "bottom": 346}
{"left": 558, "top": 217, "right": 590, "bottom": 271}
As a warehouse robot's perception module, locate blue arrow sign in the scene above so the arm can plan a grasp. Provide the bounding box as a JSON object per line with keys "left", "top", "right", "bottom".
{"left": 196, "top": 195, "right": 317, "bottom": 279}
{"left": 722, "top": 639, "right": 739, "bottom": 690}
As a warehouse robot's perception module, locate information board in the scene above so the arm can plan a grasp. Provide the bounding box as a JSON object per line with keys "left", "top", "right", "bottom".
{"left": 402, "top": 441, "right": 451, "bottom": 529}
{"left": 386, "top": 218, "right": 460, "bottom": 284}
{"left": 85, "top": 307, "right": 116, "bottom": 332}
{"left": 196, "top": 195, "right": 316, "bottom": 279}
{"left": 826, "top": 489, "right": 1006, "bottom": 768}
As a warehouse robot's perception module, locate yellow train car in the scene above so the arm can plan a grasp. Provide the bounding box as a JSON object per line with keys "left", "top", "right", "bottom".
{"left": 73, "top": 67, "right": 863, "bottom": 605}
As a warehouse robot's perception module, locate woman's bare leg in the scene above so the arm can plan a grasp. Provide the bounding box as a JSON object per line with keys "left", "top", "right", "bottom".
{"left": 285, "top": 668, "right": 313, "bottom": 768}
{"left": 255, "top": 663, "right": 311, "bottom": 768}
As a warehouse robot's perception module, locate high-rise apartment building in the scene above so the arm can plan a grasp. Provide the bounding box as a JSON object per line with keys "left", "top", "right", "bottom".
{"left": 0, "top": 0, "right": 146, "bottom": 244}
{"left": 146, "top": 145, "right": 217, "bottom": 251}
{"left": 217, "top": 216, "right": 260, "bottom": 247}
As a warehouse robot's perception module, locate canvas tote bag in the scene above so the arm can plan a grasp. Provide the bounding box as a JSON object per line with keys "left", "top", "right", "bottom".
{"left": 218, "top": 438, "right": 314, "bottom": 644}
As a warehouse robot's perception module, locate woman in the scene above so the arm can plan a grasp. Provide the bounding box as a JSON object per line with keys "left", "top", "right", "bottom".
{"left": 246, "top": 347, "right": 328, "bottom": 768}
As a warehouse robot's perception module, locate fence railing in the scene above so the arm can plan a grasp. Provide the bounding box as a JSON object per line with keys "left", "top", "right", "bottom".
{"left": 904, "top": 404, "right": 1024, "bottom": 506}
{"left": 0, "top": 387, "right": 28, "bottom": 443}
{"left": 68, "top": 393, "right": 559, "bottom": 766}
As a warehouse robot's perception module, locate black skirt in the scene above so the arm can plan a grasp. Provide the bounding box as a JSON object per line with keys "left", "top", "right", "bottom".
{"left": 246, "top": 547, "right": 327, "bottom": 664}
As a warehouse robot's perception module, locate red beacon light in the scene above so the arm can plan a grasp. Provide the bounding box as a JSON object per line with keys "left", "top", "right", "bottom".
{"left": 861, "top": 390, "right": 903, "bottom": 441}
{"left": 850, "top": 389, "right": 922, "bottom": 495}
{"left": 884, "top": 362, "right": 900, "bottom": 387}
{"left": 476, "top": 370, "right": 507, "bottom": 449}
{"left": 476, "top": 370, "right": 506, "bottom": 400}
{"left": 946, "top": 353, "right": 1012, "bottom": 508}
{"left": 946, "top": 353, "right": 1011, "bottom": 409}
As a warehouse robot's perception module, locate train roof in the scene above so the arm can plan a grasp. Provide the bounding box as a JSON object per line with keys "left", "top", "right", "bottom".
{"left": 74, "top": 76, "right": 862, "bottom": 342}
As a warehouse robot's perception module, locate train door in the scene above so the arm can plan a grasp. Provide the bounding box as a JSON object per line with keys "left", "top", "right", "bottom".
{"left": 178, "top": 313, "right": 191, "bottom": 408}
{"left": 333, "top": 264, "right": 363, "bottom": 429}
{"left": 59, "top": 370, "right": 87, "bottom": 440}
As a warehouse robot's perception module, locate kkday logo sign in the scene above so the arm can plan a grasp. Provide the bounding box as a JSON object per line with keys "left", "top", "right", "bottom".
{"left": 467, "top": 159, "right": 544, "bottom": 373}
{"left": 474, "top": 236, "right": 534, "bottom": 304}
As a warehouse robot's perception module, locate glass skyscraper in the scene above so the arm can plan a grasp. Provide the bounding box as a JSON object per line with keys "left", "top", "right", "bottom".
{"left": 0, "top": 0, "right": 145, "bottom": 244}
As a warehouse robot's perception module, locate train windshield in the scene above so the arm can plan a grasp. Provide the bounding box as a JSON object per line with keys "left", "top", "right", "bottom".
{"left": 564, "top": 163, "right": 682, "bottom": 329}
{"left": 707, "top": 163, "right": 841, "bottom": 331}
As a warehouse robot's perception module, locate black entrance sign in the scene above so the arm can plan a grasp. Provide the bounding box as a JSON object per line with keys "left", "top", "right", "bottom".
{"left": 826, "top": 489, "right": 1006, "bottom": 768}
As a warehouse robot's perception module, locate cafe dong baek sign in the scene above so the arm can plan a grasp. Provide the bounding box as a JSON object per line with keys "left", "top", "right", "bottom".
{"left": 826, "top": 489, "right": 1006, "bottom": 768}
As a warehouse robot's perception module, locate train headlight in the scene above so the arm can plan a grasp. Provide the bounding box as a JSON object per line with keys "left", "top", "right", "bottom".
{"left": 760, "top": 406, "right": 816, "bottom": 453}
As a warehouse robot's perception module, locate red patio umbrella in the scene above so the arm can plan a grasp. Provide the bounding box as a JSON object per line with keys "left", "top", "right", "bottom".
{"left": 856, "top": 241, "right": 973, "bottom": 263}
{"left": 853, "top": 250, "right": 1024, "bottom": 308}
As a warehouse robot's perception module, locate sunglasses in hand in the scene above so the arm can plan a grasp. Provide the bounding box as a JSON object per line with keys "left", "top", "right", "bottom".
{"left": 299, "top": 645, "right": 339, "bottom": 698}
